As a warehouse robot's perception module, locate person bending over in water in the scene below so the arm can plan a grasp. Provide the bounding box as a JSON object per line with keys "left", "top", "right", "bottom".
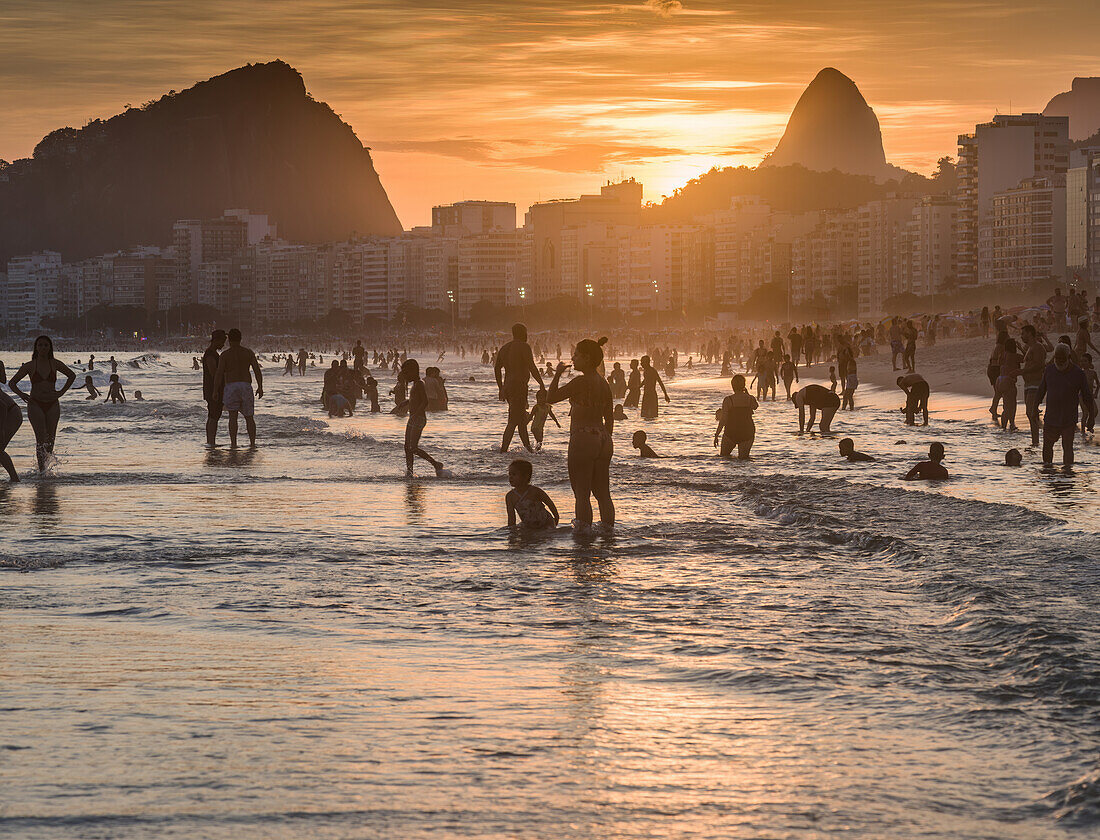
{"left": 632, "top": 430, "right": 659, "bottom": 458}
{"left": 401, "top": 359, "right": 445, "bottom": 478}
{"left": 904, "top": 442, "right": 948, "bottom": 481}
{"left": 505, "top": 459, "right": 559, "bottom": 530}
{"left": 896, "top": 373, "right": 930, "bottom": 426}
{"left": 547, "top": 339, "right": 615, "bottom": 529}
{"left": 793, "top": 384, "right": 840, "bottom": 434}
{"left": 7, "top": 335, "right": 76, "bottom": 472}
{"left": 104, "top": 374, "right": 126, "bottom": 403}
{"left": 0, "top": 361, "right": 24, "bottom": 481}
{"left": 838, "top": 438, "right": 874, "bottom": 462}
{"left": 82, "top": 375, "right": 100, "bottom": 400}
{"left": 714, "top": 374, "right": 758, "bottom": 459}
{"left": 529, "top": 388, "right": 560, "bottom": 451}
{"left": 213, "top": 328, "right": 264, "bottom": 448}
{"left": 328, "top": 391, "right": 353, "bottom": 417}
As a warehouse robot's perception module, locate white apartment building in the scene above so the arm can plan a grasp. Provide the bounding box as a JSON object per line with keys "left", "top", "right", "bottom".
{"left": 3, "top": 251, "right": 62, "bottom": 332}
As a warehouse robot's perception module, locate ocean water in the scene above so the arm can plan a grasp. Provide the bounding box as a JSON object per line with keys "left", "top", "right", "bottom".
{"left": 1, "top": 349, "right": 1098, "bottom": 839}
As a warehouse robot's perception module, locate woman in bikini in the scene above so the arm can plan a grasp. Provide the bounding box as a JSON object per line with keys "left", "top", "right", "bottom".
{"left": 547, "top": 339, "right": 615, "bottom": 529}
{"left": 0, "top": 361, "right": 24, "bottom": 481}
{"left": 7, "top": 335, "right": 76, "bottom": 472}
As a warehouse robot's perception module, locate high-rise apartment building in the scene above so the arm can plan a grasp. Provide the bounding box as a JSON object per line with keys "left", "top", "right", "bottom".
{"left": 857, "top": 197, "right": 919, "bottom": 316}
{"left": 956, "top": 114, "right": 1069, "bottom": 285}
{"left": 990, "top": 178, "right": 1066, "bottom": 285}
{"left": 2, "top": 251, "right": 62, "bottom": 332}
{"left": 173, "top": 215, "right": 249, "bottom": 307}
{"left": 1067, "top": 148, "right": 1100, "bottom": 282}
{"left": 432, "top": 201, "right": 516, "bottom": 237}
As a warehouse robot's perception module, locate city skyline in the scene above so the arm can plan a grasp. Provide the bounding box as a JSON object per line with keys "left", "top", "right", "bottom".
{"left": 2, "top": 0, "right": 1099, "bottom": 227}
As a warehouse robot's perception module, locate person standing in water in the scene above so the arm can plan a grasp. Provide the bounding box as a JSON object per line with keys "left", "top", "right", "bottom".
{"left": 213, "top": 328, "right": 264, "bottom": 448}
{"left": 7, "top": 335, "right": 76, "bottom": 472}
{"left": 623, "top": 359, "right": 641, "bottom": 408}
{"left": 639, "top": 355, "right": 669, "bottom": 420}
{"left": 547, "top": 339, "right": 615, "bottom": 530}
{"left": 1021, "top": 324, "right": 1053, "bottom": 447}
{"left": 1037, "top": 343, "right": 1093, "bottom": 466}
{"left": 0, "top": 361, "right": 24, "bottom": 481}
{"left": 494, "top": 323, "right": 545, "bottom": 453}
{"left": 203, "top": 329, "right": 227, "bottom": 446}
{"left": 401, "top": 359, "right": 446, "bottom": 478}
{"left": 714, "top": 374, "right": 758, "bottom": 460}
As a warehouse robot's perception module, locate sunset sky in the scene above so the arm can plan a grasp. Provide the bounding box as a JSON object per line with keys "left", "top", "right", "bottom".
{"left": 2, "top": 0, "right": 1098, "bottom": 227}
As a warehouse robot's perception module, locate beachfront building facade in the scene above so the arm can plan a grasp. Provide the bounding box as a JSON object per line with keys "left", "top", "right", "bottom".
{"left": 1067, "top": 147, "right": 1100, "bottom": 283}
{"left": 956, "top": 113, "right": 1070, "bottom": 287}
{"left": 989, "top": 177, "right": 1067, "bottom": 285}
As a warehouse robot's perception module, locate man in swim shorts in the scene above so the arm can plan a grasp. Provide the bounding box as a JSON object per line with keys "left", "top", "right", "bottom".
{"left": 494, "top": 323, "right": 545, "bottom": 453}
{"left": 213, "top": 328, "right": 264, "bottom": 448}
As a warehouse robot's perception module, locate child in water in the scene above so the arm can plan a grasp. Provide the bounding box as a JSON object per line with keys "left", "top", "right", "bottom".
{"left": 904, "top": 442, "right": 948, "bottom": 481}
{"left": 1005, "top": 448, "right": 1022, "bottom": 467}
{"left": 83, "top": 375, "right": 100, "bottom": 400}
{"left": 613, "top": 404, "right": 626, "bottom": 422}
{"left": 104, "top": 374, "right": 126, "bottom": 403}
{"left": 632, "top": 430, "right": 659, "bottom": 458}
{"left": 133, "top": 390, "right": 144, "bottom": 401}
{"left": 838, "top": 438, "right": 874, "bottom": 462}
{"left": 528, "top": 389, "right": 560, "bottom": 451}
{"left": 505, "top": 459, "right": 559, "bottom": 529}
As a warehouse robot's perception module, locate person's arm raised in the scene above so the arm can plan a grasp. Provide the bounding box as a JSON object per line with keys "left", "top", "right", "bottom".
{"left": 547, "top": 362, "right": 574, "bottom": 404}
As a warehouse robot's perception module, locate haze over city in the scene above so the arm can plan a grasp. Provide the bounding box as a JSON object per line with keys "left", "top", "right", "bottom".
{"left": 3, "top": 0, "right": 1100, "bottom": 225}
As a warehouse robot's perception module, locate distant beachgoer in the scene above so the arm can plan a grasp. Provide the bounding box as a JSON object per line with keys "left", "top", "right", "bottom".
{"left": 203, "top": 330, "right": 227, "bottom": 446}
{"left": 904, "top": 442, "right": 948, "bottom": 481}
{"left": 505, "top": 459, "right": 559, "bottom": 529}
{"left": 547, "top": 339, "right": 614, "bottom": 529}
{"left": 624, "top": 359, "right": 641, "bottom": 408}
{"left": 133, "top": 390, "right": 144, "bottom": 401}
{"left": 1005, "top": 448, "right": 1022, "bottom": 467}
{"left": 608, "top": 362, "right": 627, "bottom": 400}
{"left": 494, "top": 323, "right": 545, "bottom": 453}
{"left": 839, "top": 438, "right": 874, "bottom": 462}
{"left": 213, "top": 328, "right": 264, "bottom": 448}
{"left": 88, "top": 354, "right": 95, "bottom": 371}
{"left": 613, "top": 404, "right": 626, "bottom": 422}
{"left": 640, "top": 355, "right": 669, "bottom": 419}
{"left": 714, "top": 374, "right": 758, "bottom": 459}
{"left": 424, "top": 366, "right": 448, "bottom": 411}
{"left": 1082, "top": 353, "right": 1098, "bottom": 434}
{"left": 297, "top": 348, "right": 307, "bottom": 376}
{"left": 109, "top": 356, "right": 118, "bottom": 374}
{"left": 1037, "top": 343, "right": 1093, "bottom": 466}
{"left": 632, "top": 430, "right": 659, "bottom": 458}
{"left": 780, "top": 354, "right": 798, "bottom": 400}
{"left": 0, "top": 361, "right": 23, "bottom": 481}
{"left": 104, "top": 374, "right": 126, "bottom": 403}
{"left": 1075, "top": 318, "right": 1100, "bottom": 361}
{"left": 353, "top": 340, "right": 366, "bottom": 372}
{"left": 888, "top": 318, "right": 903, "bottom": 370}
{"left": 365, "top": 374, "right": 381, "bottom": 413}
{"left": 328, "top": 392, "right": 353, "bottom": 417}
{"left": 996, "top": 338, "right": 1021, "bottom": 430}
{"left": 1020, "top": 324, "right": 1052, "bottom": 446}
{"left": 7, "top": 335, "right": 77, "bottom": 472}
{"left": 402, "top": 359, "right": 445, "bottom": 478}
{"left": 828, "top": 366, "right": 838, "bottom": 393}
{"left": 842, "top": 360, "right": 858, "bottom": 410}
{"left": 82, "top": 375, "right": 100, "bottom": 400}
{"left": 529, "top": 388, "right": 560, "bottom": 451}
{"left": 793, "top": 384, "right": 840, "bottom": 434}
{"left": 283, "top": 356, "right": 294, "bottom": 376}
{"left": 903, "top": 320, "right": 918, "bottom": 372}
{"left": 897, "top": 373, "right": 929, "bottom": 426}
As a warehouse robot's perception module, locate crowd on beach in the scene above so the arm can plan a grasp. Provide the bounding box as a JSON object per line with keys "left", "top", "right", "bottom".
{"left": 1, "top": 287, "right": 1097, "bottom": 533}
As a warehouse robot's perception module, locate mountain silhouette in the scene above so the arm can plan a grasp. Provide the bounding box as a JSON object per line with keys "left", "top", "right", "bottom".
{"left": 0, "top": 61, "right": 402, "bottom": 265}
{"left": 763, "top": 67, "right": 900, "bottom": 181}
{"left": 1044, "top": 77, "right": 1100, "bottom": 142}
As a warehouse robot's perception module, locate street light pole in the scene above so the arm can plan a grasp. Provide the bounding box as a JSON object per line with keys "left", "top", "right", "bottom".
{"left": 652, "top": 279, "right": 660, "bottom": 332}
{"left": 585, "top": 283, "right": 593, "bottom": 330}
{"left": 446, "top": 289, "right": 456, "bottom": 338}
